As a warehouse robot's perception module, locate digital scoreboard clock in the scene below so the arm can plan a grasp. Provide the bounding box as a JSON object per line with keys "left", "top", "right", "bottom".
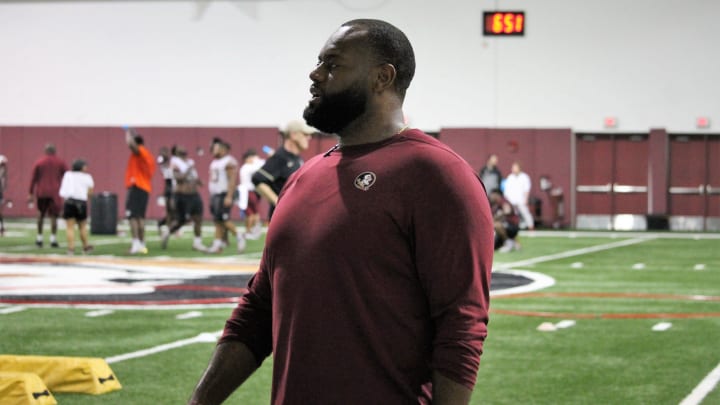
{"left": 483, "top": 11, "right": 525, "bottom": 36}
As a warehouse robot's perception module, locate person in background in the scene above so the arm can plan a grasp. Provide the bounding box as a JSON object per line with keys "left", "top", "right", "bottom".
{"left": 489, "top": 188, "right": 521, "bottom": 252}
{"left": 0, "top": 155, "right": 7, "bottom": 236}
{"left": 237, "top": 148, "right": 265, "bottom": 240}
{"left": 124, "top": 128, "right": 156, "bottom": 255}
{"left": 28, "top": 143, "right": 67, "bottom": 248}
{"left": 207, "top": 138, "right": 242, "bottom": 253}
{"left": 504, "top": 161, "right": 534, "bottom": 230}
{"left": 161, "top": 145, "right": 207, "bottom": 252}
{"left": 479, "top": 153, "right": 502, "bottom": 196}
{"left": 157, "top": 146, "right": 176, "bottom": 238}
{"left": 252, "top": 119, "right": 314, "bottom": 220}
{"left": 189, "top": 19, "right": 493, "bottom": 405}
{"left": 59, "top": 159, "right": 95, "bottom": 255}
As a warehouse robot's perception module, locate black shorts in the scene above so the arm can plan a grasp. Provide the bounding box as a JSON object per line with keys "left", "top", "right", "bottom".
{"left": 210, "top": 193, "right": 233, "bottom": 222}
{"left": 63, "top": 199, "right": 88, "bottom": 221}
{"left": 175, "top": 193, "right": 204, "bottom": 222}
{"left": 37, "top": 197, "right": 62, "bottom": 217}
{"left": 126, "top": 186, "right": 149, "bottom": 219}
{"left": 505, "top": 222, "right": 519, "bottom": 239}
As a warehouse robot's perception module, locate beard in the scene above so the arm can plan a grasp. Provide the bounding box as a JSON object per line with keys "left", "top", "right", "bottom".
{"left": 304, "top": 83, "right": 367, "bottom": 135}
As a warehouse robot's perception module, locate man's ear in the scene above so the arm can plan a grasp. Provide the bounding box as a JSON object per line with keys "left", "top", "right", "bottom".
{"left": 373, "top": 63, "right": 397, "bottom": 93}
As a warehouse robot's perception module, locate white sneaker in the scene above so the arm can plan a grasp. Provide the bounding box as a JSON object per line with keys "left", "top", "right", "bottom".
{"left": 129, "top": 245, "right": 148, "bottom": 255}
{"left": 237, "top": 236, "right": 246, "bottom": 253}
{"left": 499, "top": 240, "right": 515, "bottom": 253}
{"left": 207, "top": 244, "right": 223, "bottom": 254}
{"left": 161, "top": 232, "right": 171, "bottom": 249}
{"left": 192, "top": 242, "right": 208, "bottom": 253}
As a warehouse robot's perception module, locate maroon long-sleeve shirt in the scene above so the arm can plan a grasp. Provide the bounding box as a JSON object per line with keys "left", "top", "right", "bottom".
{"left": 222, "top": 129, "right": 494, "bottom": 404}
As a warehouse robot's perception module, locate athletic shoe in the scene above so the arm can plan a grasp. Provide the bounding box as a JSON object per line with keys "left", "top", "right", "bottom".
{"left": 129, "top": 246, "right": 149, "bottom": 255}
{"left": 161, "top": 232, "right": 170, "bottom": 249}
{"left": 499, "top": 240, "right": 515, "bottom": 253}
{"left": 206, "top": 246, "right": 222, "bottom": 254}
{"left": 35, "top": 240, "right": 43, "bottom": 248}
{"left": 50, "top": 241, "right": 60, "bottom": 248}
{"left": 192, "top": 242, "right": 208, "bottom": 253}
{"left": 237, "top": 236, "right": 246, "bottom": 253}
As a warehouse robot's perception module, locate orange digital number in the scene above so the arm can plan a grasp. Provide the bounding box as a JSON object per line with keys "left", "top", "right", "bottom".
{"left": 503, "top": 13, "right": 515, "bottom": 33}
{"left": 514, "top": 14, "right": 524, "bottom": 33}
{"left": 492, "top": 13, "right": 504, "bottom": 33}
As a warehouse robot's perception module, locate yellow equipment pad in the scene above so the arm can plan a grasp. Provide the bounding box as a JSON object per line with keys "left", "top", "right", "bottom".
{"left": 0, "top": 356, "right": 121, "bottom": 395}
{"left": 0, "top": 372, "right": 57, "bottom": 405}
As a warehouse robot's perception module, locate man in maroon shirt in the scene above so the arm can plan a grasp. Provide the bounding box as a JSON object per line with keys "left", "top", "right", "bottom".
{"left": 189, "top": 19, "right": 494, "bottom": 405}
{"left": 28, "top": 143, "right": 67, "bottom": 248}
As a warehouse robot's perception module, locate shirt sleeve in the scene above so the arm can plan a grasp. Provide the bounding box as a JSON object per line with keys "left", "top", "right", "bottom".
{"left": 252, "top": 156, "right": 282, "bottom": 191}
{"left": 411, "top": 155, "right": 494, "bottom": 390}
{"left": 219, "top": 251, "right": 274, "bottom": 366}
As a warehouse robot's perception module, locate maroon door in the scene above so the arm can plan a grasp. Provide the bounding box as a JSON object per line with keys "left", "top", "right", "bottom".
{"left": 668, "top": 134, "right": 720, "bottom": 230}
{"left": 575, "top": 134, "right": 649, "bottom": 229}
{"left": 705, "top": 136, "right": 720, "bottom": 229}
{"left": 576, "top": 134, "right": 613, "bottom": 218}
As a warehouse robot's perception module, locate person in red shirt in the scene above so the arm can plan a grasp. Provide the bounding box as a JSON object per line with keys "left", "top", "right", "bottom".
{"left": 124, "top": 129, "right": 156, "bottom": 254}
{"left": 27, "top": 143, "right": 67, "bottom": 248}
{"left": 189, "top": 19, "right": 494, "bottom": 405}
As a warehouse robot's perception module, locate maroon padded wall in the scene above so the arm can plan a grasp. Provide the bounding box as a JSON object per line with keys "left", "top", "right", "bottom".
{"left": 439, "top": 128, "right": 573, "bottom": 228}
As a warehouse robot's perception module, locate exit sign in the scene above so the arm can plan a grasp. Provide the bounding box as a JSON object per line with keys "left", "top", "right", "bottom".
{"left": 483, "top": 11, "right": 525, "bottom": 36}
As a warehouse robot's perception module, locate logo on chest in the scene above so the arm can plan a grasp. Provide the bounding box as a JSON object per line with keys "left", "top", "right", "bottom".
{"left": 354, "top": 171, "right": 377, "bottom": 191}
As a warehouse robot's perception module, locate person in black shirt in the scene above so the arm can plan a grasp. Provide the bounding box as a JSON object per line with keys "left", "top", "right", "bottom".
{"left": 252, "top": 120, "right": 315, "bottom": 219}
{"left": 479, "top": 154, "right": 502, "bottom": 196}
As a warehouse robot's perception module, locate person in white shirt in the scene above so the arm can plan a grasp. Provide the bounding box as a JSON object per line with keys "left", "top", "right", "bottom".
{"left": 59, "top": 159, "right": 94, "bottom": 254}
{"left": 208, "top": 138, "right": 242, "bottom": 253}
{"left": 237, "top": 149, "right": 265, "bottom": 240}
{"left": 503, "top": 161, "right": 534, "bottom": 230}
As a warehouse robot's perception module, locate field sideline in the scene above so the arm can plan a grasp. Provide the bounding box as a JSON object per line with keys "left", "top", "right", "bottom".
{"left": 1, "top": 219, "right": 720, "bottom": 404}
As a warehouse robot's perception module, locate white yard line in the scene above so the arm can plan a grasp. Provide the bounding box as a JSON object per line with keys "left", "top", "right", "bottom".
{"left": 494, "top": 237, "right": 652, "bottom": 271}
{"left": 679, "top": 361, "right": 720, "bottom": 405}
{"left": 0, "top": 306, "right": 26, "bottom": 314}
{"left": 105, "top": 330, "right": 222, "bottom": 364}
{"left": 85, "top": 309, "right": 115, "bottom": 318}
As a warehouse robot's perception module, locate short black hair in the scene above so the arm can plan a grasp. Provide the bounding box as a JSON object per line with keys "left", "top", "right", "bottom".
{"left": 72, "top": 159, "right": 86, "bottom": 171}
{"left": 242, "top": 148, "right": 257, "bottom": 160}
{"left": 342, "top": 19, "right": 416, "bottom": 99}
{"left": 134, "top": 135, "right": 144, "bottom": 145}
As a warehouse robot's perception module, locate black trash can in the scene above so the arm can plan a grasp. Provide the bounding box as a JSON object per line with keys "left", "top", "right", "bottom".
{"left": 91, "top": 192, "right": 118, "bottom": 235}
